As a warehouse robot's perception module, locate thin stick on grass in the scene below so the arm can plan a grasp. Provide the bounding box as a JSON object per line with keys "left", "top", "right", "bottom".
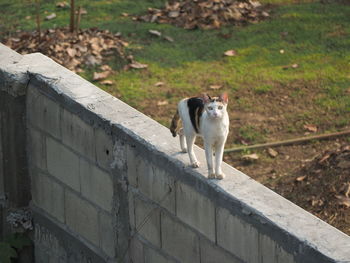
{"left": 70, "top": 0, "right": 75, "bottom": 33}
{"left": 75, "top": 6, "right": 82, "bottom": 32}
{"left": 35, "top": 0, "right": 41, "bottom": 41}
{"left": 224, "top": 130, "right": 350, "bottom": 153}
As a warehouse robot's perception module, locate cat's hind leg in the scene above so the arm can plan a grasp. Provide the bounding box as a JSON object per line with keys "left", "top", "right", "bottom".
{"left": 185, "top": 132, "right": 200, "bottom": 168}
{"left": 178, "top": 128, "right": 187, "bottom": 153}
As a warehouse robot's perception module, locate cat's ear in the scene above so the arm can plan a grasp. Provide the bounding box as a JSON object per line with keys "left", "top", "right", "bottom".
{"left": 201, "top": 94, "right": 211, "bottom": 103}
{"left": 220, "top": 92, "right": 228, "bottom": 104}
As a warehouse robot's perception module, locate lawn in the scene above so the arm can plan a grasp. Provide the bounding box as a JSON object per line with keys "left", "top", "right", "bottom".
{"left": 1, "top": 0, "right": 350, "bottom": 234}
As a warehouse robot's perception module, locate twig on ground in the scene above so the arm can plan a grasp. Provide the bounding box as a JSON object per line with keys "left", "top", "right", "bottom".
{"left": 224, "top": 130, "right": 350, "bottom": 153}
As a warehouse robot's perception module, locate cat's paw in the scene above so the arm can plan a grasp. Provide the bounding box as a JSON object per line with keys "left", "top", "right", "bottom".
{"left": 191, "top": 161, "right": 200, "bottom": 168}
{"left": 216, "top": 173, "right": 225, "bottom": 180}
{"left": 208, "top": 173, "right": 216, "bottom": 179}
{"left": 181, "top": 148, "right": 187, "bottom": 153}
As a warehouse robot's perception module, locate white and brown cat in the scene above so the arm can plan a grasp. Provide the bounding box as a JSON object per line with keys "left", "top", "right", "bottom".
{"left": 170, "top": 93, "right": 229, "bottom": 179}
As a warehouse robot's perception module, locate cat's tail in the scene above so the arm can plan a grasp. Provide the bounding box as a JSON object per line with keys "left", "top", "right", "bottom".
{"left": 170, "top": 109, "right": 180, "bottom": 137}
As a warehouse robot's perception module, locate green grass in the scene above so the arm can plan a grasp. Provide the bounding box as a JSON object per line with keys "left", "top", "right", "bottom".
{"left": 1, "top": 0, "right": 349, "bottom": 145}
{"left": 239, "top": 125, "right": 267, "bottom": 144}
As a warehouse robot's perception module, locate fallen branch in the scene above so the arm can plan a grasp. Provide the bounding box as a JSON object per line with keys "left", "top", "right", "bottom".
{"left": 224, "top": 130, "right": 350, "bottom": 153}
{"left": 70, "top": 0, "right": 75, "bottom": 33}
{"left": 35, "top": 0, "right": 41, "bottom": 41}
{"left": 75, "top": 6, "right": 82, "bottom": 32}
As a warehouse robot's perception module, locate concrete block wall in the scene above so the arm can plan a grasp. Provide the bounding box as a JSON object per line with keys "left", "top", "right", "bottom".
{"left": 27, "top": 83, "right": 116, "bottom": 261}
{"left": 1, "top": 43, "right": 350, "bottom": 263}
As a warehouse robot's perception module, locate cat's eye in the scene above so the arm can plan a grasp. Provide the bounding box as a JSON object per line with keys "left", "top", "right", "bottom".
{"left": 218, "top": 106, "right": 223, "bottom": 110}
{"left": 208, "top": 106, "right": 213, "bottom": 110}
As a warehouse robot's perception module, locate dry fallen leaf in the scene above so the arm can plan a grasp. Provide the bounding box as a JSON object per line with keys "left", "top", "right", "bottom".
{"left": 93, "top": 71, "right": 110, "bottom": 81}
{"left": 335, "top": 195, "right": 350, "bottom": 208}
{"left": 85, "top": 55, "right": 102, "bottom": 67}
{"left": 267, "top": 148, "right": 278, "bottom": 158}
{"left": 66, "top": 47, "right": 76, "bottom": 58}
{"left": 77, "top": 8, "right": 87, "bottom": 15}
{"left": 129, "top": 62, "right": 148, "bottom": 69}
{"left": 56, "top": 1, "right": 69, "bottom": 8}
{"left": 224, "top": 50, "right": 237, "bottom": 56}
{"left": 319, "top": 153, "right": 330, "bottom": 164}
{"left": 163, "top": 35, "right": 174, "bottom": 42}
{"left": 157, "top": 100, "right": 168, "bottom": 106}
{"left": 296, "top": 175, "right": 307, "bottom": 182}
{"left": 100, "top": 64, "right": 112, "bottom": 71}
{"left": 344, "top": 183, "right": 350, "bottom": 198}
{"left": 149, "top": 30, "right": 162, "bottom": 37}
{"left": 209, "top": 85, "right": 222, "bottom": 90}
{"left": 45, "top": 13, "right": 57, "bottom": 20}
{"left": 154, "top": 82, "right": 165, "bottom": 87}
{"left": 304, "top": 124, "right": 317, "bottom": 133}
{"left": 242, "top": 153, "right": 259, "bottom": 161}
{"left": 100, "top": 80, "right": 114, "bottom": 85}
{"left": 168, "top": 11, "right": 180, "bottom": 18}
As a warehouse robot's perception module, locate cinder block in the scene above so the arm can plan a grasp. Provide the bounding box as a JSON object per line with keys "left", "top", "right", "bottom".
{"left": 216, "top": 207, "right": 259, "bottom": 263}
{"left": 65, "top": 190, "right": 99, "bottom": 247}
{"left": 80, "top": 158, "right": 113, "bottom": 212}
{"left": 139, "top": 164, "right": 175, "bottom": 214}
{"left": 111, "top": 139, "right": 126, "bottom": 171}
{"left": 129, "top": 236, "right": 144, "bottom": 263}
{"left": 99, "top": 212, "right": 115, "bottom": 258}
{"left": 276, "top": 244, "right": 295, "bottom": 263}
{"left": 200, "top": 237, "right": 241, "bottom": 263}
{"left": 260, "top": 234, "right": 297, "bottom": 263}
{"left": 61, "top": 109, "right": 95, "bottom": 161}
{"left": 134, "top": 196, "right": 161, "bottom": 248}
{"left": 95, "top": 128, "right": 113, "bottom": 171}
{"left": 161, "top": 212, "right": 200, "bottom": 263}
{"left": 34, "top": 246, "right": 50, "bottom": 263}
{"left": 145, "top": 247, "right": 175, "bottom": 263}
{"left": 27, "top": 86, "right": 60, "bottom": 139}
{"left": 28, "top": 127, "right": 46, "bottom": 170}
{"left": 176, "top": 182, "right": 215, "bottom": 242}
{"left": 126, "top": 145, "right": 138, "bottom": 187}
{"left": 32, "top": 173, "right": 64, "bottom": 223}
{"left": 46, "top": 137, "right": 80, "bottom": 192}
{"left": 259, "top": 234, "right": 276, "bottom": 263}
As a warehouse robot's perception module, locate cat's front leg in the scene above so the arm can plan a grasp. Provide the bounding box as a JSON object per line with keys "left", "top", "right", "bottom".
{"left": 204, "top": 142, "right": 215, "bottom": 178}
{"left": 214, "top": 142, "right": 225, "bottom": 179}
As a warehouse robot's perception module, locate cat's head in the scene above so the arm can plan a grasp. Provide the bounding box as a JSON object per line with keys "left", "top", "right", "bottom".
{"left": 202, "top": 93, "right": 228, "bottom": 119}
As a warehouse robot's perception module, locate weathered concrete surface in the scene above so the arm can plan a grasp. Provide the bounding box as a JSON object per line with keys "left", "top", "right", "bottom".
{"left": 0, "top": 45, "right": 31, "bottom": 243}
{"left": 0, "top": 91, "right": 30, "bottom": 207}
{"left": 0, "top": 44, "right": 28, "bottom": 97}
{"left": 1, "top": 42, "right": 350, "bottom": 263}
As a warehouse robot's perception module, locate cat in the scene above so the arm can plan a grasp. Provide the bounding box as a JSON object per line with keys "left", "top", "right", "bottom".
{"left": 170, "top": 93, "right": 229, "bottom": 179}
